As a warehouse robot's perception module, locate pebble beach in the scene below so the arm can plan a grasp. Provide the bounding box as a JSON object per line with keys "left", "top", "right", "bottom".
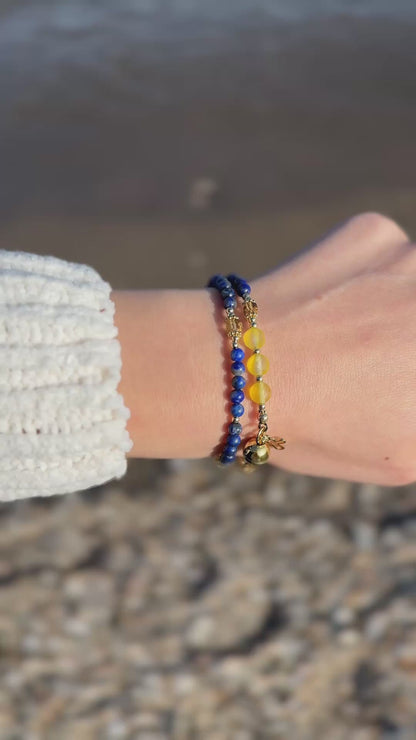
{"left": 0, "top": 460, "right": 415, "bottom": 738}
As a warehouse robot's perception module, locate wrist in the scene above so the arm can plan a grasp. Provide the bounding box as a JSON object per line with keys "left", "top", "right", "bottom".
{"left": 111, "top": 277, "right": 295, "bottom": 463}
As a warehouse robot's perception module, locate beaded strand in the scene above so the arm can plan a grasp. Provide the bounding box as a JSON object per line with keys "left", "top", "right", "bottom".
{"left": 206, "top": 274, "right": 246, "bottom": 465}
{"left": 227, "top": 273, "right": 286, "bottom": 469}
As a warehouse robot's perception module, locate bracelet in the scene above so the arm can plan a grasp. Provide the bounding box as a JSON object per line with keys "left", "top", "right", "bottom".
{"left": 227, "top": 274, "right": 286, "bottom": 469}
{"left": 206, "top": 274, "right": 246, "bottom": 466}
{"left": 207, "top": 272, "right": 286, "bottom": 472}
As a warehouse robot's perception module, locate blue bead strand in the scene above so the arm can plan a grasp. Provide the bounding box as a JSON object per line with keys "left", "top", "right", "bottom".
{"left": 206, "top": 273, "right": 246, "bottom": 466}
{"left": 227, "top": 274, "right": 251, "bottom": 298}
{"left": 231, "top": 347, "right": 244, "bottom": 361}
{"left": 229, "top": 421, "right": 242, "bottom": 435}
{"left": 230, "top": 389, "right": 244, "bottom": 403}
{"left": 226, "top": 274, "right": 252, "bottom": 299}
{"left": 232, "top": 375, "right": 246, "bottom": 390}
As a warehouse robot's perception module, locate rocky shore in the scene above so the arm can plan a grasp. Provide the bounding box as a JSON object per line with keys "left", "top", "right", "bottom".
{"left": 0, "top": 459, "right": 415, "bottom": 738}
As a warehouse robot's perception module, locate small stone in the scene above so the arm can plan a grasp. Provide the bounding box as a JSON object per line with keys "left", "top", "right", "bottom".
{"left": 63, "top": 570, "right": 114, "bottom": 627}
{"left": 174, "top": 673, "right": 196, "bottom": 696}
{"left": 332, "top": 606, "right": 355, "bottom": 629}
{"left": 319, "top": 479, "right": 352, "bottom": 513}
{"left": 253, "top": 638, "right": 306, "bottom": 672}
{"left": 337, "top": 630, "right": 362, "bottom": 647}
{"left": 106, "top": 718, "right": 128, "bottom": 738}
{"left": 356, "top": 482, "right": 383, "bottom": 516}
{"left": 216, "top": 657, "right": 250, "bottom": 691}
{"left": 365, "top": 612, "right": 390, "bottom": 642}
{"left": 185, "top": 575, "right": 273, "bottom": 653}
{"left": 29, "top": 696, "right": 67, "bottom": 734}
{"left": 390, "top": 598, "right": 416, "bottom": 627}
{"left": 264, "top": 480, "right": 287, "bottom": 507}
{"left": 353, "top": 522, "right": 377, "bottom": 551}
{"left": 395, "top": 644, "right": 416, "bottom": 673}
{"left": 391, "top": 543, "right": 416, "bottom": 566}
{"left": 0, "top": 708, "right": 17, "bottom": 732}
{"left": 380, "top": 527, "right": 404, "bottom": 550}
{"left": 70, "top": 684, "right": 118, "bottom": 716}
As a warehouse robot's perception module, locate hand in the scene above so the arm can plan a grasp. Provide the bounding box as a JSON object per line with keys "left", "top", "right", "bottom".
{"left": 254, "top": 212, "right": 414, "bottom": 486}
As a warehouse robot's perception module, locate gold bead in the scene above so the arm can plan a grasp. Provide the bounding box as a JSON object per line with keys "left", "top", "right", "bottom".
{"left": 243, "top": 438, "right": 270, "bottom": 465}
{"left": 243, "top": 327, "right": 265, "bottom": 350}
{"left": 225, "top": 315, "right": 243, "bottom": 340}
{"left": 243, "top": 299, "right": 258, "bottom": 321}
{"left": 247, "top": 353, "right": 269, "bottom": 376}
{"left": 249, "top": 381, "right": 271, "bottom": 404}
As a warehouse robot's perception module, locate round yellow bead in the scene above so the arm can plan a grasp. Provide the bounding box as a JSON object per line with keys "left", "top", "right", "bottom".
{"left": 246, "top": 353, "right": 269, "bottom": 376}
{"left": 249, "top": 381, "right": 272, "bottom": 404}
{"left": 243, "top": 327, "right": 265, "bottom": 350}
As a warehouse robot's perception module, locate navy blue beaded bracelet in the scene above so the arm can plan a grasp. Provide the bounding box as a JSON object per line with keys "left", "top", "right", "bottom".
{"left": 206, "top": 274, "right": 246, "bottom": 465}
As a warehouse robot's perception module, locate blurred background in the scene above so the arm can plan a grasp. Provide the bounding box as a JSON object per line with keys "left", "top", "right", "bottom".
{"left": 0, "top": 1, "right": 416, "bottom": 738}
{"left": 1, "top": 0, "right": 416, "bottom": 285}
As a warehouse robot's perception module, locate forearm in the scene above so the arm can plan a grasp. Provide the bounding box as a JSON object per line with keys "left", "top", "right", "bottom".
{"left": 111, "top": 288, "right": 237, "bottom": 459}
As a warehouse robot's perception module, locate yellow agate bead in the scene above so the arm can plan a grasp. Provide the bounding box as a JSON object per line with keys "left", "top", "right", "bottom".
{"left": 243, "top": 327, "right": 265, "bottom": 350}
{"left": 246, "top": 353, "right": 269, "bottom": 376}
{"left": 249, "top": 381, "right": 272, "bottom": 404}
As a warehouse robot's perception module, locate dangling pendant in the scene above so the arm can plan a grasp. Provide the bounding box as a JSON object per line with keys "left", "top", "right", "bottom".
{"left": 242, "top": 437, "right": 270, "bottom": 466}
{"left": 240, "top": 429, "right": 286, "bottom": 471}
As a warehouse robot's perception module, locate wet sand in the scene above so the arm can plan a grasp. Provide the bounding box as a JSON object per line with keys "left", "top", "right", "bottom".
{"left": 0, "top": 187, "right": 415, "bottom": 290}
{"left": 0, "top": 5, "right": 415, "bottom": 286}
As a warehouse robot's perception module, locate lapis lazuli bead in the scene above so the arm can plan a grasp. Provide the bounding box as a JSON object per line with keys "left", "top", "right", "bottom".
{"left": 231, "top": 403, "right": 244, "bottom": 417}
{"left": 231, "top": 347, "right": 245, "bottom": 362}
{"left": 224, "top": 296, "right": 237, "bottom": 309}
{"left": 208, "top": 275, "right": 225, "bottom": 287}
{"left": 230, "top": 389, "right": 244, "bottom": 403}
{"left": 232, "top": 376, "right": 246, "bottom": 390}
{"left": 229, "top": 421, "right": 242, "bottom": 435}
{"left": 228, "top": 434, "right": 241, "bottom": 447}
{"left": 226, "top": 274, "right": 251, "bottom": 297}
{"left": 231, "top": 360, "right": 245, "bottom": 375}
{"left": 221, "top": 288, "right": 235, "bottom": 299}
{"left": 224, "top": 444, "right": 238, "bottom": 457}
{"left": 220, "top": 454, "right": 235, "bottom": 464}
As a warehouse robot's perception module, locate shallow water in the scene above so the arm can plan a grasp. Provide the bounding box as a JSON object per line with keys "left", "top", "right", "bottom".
{"left": 0, "top": 1, "right": 415, "bottom": 285}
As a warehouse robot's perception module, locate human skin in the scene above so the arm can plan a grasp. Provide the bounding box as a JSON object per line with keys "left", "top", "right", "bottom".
{"left": 112, "top": 212, "right": 416, "bottom": 487}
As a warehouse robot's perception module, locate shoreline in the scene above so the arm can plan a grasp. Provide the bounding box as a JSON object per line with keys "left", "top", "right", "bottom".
{"left": 1, "top": 186, "right": 414, "bottom": 289}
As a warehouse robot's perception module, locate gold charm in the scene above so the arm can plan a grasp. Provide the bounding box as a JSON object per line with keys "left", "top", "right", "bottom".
{"left": 240, "top": 429, "right": 286, "bottom": 471}
{"left": 243, "top": 437, "right": 270, "bottom": 465}
{"left": 262, "top": 435, "right": 286, "bottom": 451}
{"left": 255, "top": 423, "right": 286, "bottom": 450}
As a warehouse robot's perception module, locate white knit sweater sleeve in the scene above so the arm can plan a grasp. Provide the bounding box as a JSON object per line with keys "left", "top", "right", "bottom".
{"left": 0, "top": 249, "right": 133, "bottom": 501}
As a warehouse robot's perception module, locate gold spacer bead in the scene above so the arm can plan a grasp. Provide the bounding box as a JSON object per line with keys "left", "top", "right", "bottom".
{"left": 225, "top": 315, "right": 243, "bottom": 339}
{"left": 243, "top": 299, "right": 258, "bottom": 321}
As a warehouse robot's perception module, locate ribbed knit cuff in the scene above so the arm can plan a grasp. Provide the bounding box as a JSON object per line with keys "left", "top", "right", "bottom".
{"left": 0, "top": 249, "right": 133, "bottom": 500}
